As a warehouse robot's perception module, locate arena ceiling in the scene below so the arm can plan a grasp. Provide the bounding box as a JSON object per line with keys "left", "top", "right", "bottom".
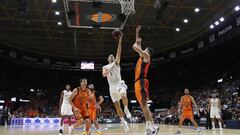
{"left": 0, "top": 0, "right": 239, "bottom": 59}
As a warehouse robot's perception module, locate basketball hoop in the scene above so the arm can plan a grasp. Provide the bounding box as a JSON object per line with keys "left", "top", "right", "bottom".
{"left": 119, "top": 0, "right": 136, "bottom": 16}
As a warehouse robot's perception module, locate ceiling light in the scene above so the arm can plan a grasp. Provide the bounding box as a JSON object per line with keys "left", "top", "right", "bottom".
{"left": 176, "top": 28, "right": 180, "bottom": 32}
{"left": 55, "top": 11, "right": 60, "bottom": 15}
{"left": 219, "top": 17, "right": 224, "bottom": 22}
{"left": 183, "top": 19, "right": 188, "bottom": 23}
{"left": 210, "top": 25, "right": 214, "bottom": 29}
{"left": 52, "top": 0, "right": 57, "bottom": 3}
{"left": 215, "top": 21, "right": 219, "bottom": 25}
{"left": 235, "top": 5, "right": 240, "bottom": 11}
{"left": 194, "top": 8, "right": 200, "bottom": 12}
{"left": 57, "top": 22, "right": 62, "bottom": 25}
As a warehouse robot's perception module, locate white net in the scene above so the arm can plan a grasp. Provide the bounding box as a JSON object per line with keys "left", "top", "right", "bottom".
{"left": 119, "top": 0, "right": 136, "bottom": 15}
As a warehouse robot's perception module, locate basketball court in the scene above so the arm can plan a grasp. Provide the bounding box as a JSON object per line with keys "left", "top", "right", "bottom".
{"left": 0, "top": 0, "right": 240, "bottom": 135}
{"left": 1, "top": 124, "right": 240, "bottom": 135}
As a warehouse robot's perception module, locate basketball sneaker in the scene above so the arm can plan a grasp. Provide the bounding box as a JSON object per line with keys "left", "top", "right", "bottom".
{"left": 122, "top": 120, "right": 129, "bottom": 132}
{"left": 81, "top": 130, "right": 90, "bottom": 135}
{"left": 145, "top": 127, "right": 153, "bottom": 135}
{"left": 124, "top": 107, "right": 132, "bottom": 119}
{"left": 152, "top": 126, "right": 160, "bottom": 135}
{"left": 197, "top": 127, "right": 202, "bottom": 135}
{"left": 59, "top": 129, "right": 64, "bottom": 135}
{"left": 174, "top": 130, "right": 181, "bottom": 134}
{"left": 97, "top": 130, "right": 102, "bottom": 135}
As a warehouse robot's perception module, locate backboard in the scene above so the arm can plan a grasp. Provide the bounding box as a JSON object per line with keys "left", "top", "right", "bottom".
{"left": 63, "top": 0, "right": 128, "bottom": 30}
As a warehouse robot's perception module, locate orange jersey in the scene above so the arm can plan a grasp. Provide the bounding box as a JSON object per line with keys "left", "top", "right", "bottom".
{"left": 135, "top": 57, "right": 150, "bottom": 81}
{"left": 181, "top": 95, "right": 193, "bottom": 111}
{"left": 89, "top": 92, "right": 96, "bottom": 109}
{"left": 73, "top": 87, "right": 90, "bottom": 109}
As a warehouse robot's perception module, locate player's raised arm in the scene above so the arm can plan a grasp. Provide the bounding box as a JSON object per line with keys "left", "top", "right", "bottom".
{"left": 115, "top": 32, "right": 123, "bottom": 65}
{"left": 132, "top": 25, "right": 149, "bottom": 59}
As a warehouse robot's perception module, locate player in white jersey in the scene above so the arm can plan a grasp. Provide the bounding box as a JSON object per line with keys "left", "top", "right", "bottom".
{"left": 102, "top": 31, "right": 131, "bottom": 132}
{"left": 209, "top": 93, "right": 222, "bottom": 131}
{"left": 59, "top": 84, "right": 74, "bottom": 135}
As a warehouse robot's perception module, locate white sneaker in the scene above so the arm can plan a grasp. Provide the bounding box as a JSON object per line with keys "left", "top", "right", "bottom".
{"left": 219, "top": 127, "right": 223, "bottom": 131}
{"left": 122, "top": 120, "right": 129, "bottom": 132}
{"left": 197, "top": 128, "right": 202, "bottom": 135}
{"left": 145, "top": 127, "right": 153, "bottom": 135}
{"left": 124, "top": 107, "right": 132, "bottom": 119}
{"left": 197, "top": 127, "right": 201, "bottom": 132}
{"left": 152, "top": 126, "right": 160, "bottom": 135}
{"left": 211, "top": 128, "right": 215, "bottom": 131}
{"left": 174, "top": 130, "right": 181, "bottom": 134}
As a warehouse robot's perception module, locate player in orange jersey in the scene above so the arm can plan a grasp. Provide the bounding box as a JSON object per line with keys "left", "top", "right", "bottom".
{"left": 69, "top": 78, "right": 101, "bottom": 135}
{"left": 88, "top": 84, "right": 104, "bottom": 135}
{"left": 175, "top": 88, "right": 201, "bottom": 134}
{"left": 133, "top": 25, "right": 159, "bottom": 135}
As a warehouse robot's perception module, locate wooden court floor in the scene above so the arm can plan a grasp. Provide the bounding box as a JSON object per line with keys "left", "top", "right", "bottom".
{"left": 0, "top": 124, "right": 240, "bottom": 135}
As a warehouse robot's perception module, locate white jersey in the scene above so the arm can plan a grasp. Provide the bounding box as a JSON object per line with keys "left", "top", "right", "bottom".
{"left": 103, "top": 61, "right": 128, "bottom": 102}
{"left": 103, "top": 61, "right": 122, "bottom": 86}
{"left": 62, "top": 90, "right": 72, "bottom": 104}
{"left": 210, "top": 98, "right": 219, "bottom": 110}
{"left": 210, "top": 98, "right": 221, "bottom": 118}
{"left": 61, "top": 90, "right": 73, "bottom": 116}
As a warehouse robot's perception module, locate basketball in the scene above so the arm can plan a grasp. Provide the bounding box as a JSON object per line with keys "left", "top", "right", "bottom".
{"left": 112, "top": 29, "right": 122, "bottom": 40}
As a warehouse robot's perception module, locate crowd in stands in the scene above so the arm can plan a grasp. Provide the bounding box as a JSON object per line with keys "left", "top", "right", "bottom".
{"left": 11, "top": 97, "right": 59, "bottom": 118}
{"left": 0, "top": 73, "right": 239, "bottom": 125}
{"left": 1, "top": 43, "right": 240, "bottom": 126}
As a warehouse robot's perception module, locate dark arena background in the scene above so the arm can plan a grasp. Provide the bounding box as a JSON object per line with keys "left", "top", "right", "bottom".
{"left": 0, "top": 0, "right": 240, "bottom": 135}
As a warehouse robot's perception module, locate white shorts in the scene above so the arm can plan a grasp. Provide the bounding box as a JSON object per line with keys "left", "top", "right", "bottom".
{"left": 61, "top": 103, "right": 73, "bottom": 116}
{"left": 210, "top": 108, "right": 221, "bottom": 119}
{"left": 109, "top": 81, "right": 128, "bottom": 103}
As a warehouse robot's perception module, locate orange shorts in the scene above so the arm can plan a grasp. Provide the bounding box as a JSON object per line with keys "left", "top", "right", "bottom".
{"left": 134, "top": 79, "right": 149, "bottom": 104}
{"left": 73, "top": 107, "right": 89, "bottom": 120}
{"left": 89, "top": 108, "right": 97, "bottom": 121}
{"left": 180, "top": 109, "right": 194, "bottom": 120}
